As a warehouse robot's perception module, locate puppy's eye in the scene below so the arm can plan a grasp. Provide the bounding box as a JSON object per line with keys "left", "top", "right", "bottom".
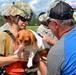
{"left": 20, "top": 40, "right": 22, "bottom": 43}
{"left": 24, "top": 40, "right": 30, "bottom": 45}
{"left": 24, "top": 40, "right": 28, "bottom": 43}
{"left": 17, "top": 34, "right": 19, "bottom": 38}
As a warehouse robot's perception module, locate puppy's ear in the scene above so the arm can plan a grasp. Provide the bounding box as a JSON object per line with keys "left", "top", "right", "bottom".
{"left": 31, "top": 33, "right": 38, "bottom": 50}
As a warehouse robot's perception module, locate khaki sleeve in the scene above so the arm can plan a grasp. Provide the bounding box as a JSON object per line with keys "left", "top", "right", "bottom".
{"left": 0, "top": 32, "right": 6, "bottom": 55}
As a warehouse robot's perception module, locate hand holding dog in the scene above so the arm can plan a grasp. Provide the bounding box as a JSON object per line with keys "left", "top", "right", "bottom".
{"left": 16, "top": 49, "right": 29, "bottom": 62}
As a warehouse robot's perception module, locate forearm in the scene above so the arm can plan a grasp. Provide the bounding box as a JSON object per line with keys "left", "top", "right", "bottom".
{"left": 34, "top": 53, "right": 47, "bottom": 75}
{"left": 42, "top": 34, "right": 57, "bottom": 45}
{"left": 38, "top": 60, "right": 47, "bottom": 75}
{"left": 48, "top": 39, "right": 57, "bottom": 45}
{"left": 0, "top": 54, "right": 19, "bottom": 67}
{"left": 0, "top": 50, "right": 29, "bottom": 67}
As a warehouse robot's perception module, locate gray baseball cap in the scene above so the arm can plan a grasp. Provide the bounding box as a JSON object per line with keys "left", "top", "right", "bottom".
{"left": 48, "top": 1, "right": 74, "bottom": 20}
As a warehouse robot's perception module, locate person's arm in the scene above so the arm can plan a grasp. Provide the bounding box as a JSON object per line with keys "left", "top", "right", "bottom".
{"left": 0, "top": 50, "right": 29, "bottom": 67}
{"left": 0, "top": 54, "right": 19, "bottom": 66}
{"left": 34, "top": 53, "right": 47, "bottom": 75}
{"left": 41, "top": 34, "right": 57, "bottom": 45}
{"left": 38, "top": 58, "right": 47, "bottom": 75}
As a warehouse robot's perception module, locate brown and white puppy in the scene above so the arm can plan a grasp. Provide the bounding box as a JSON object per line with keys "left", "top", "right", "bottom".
{"left": 14, "top": 29, "right": 50, "bottom": 68}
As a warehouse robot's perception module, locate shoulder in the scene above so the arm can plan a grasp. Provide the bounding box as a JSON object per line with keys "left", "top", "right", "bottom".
{"left": 47, "top": 37, "right": 65, "bottom": 63}
{"left": 0, "top": 32, "right": 7, "bottom": 38}
{"left": 0, "top": 31, "right": 12, "bottom": 40}
{"left": 0, "top": 23, "right": 11, "bottom": 31}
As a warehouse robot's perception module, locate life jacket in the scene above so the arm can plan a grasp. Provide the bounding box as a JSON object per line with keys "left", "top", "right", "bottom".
{"left": 4, "top": 30, "right": 27, "bottom": 75}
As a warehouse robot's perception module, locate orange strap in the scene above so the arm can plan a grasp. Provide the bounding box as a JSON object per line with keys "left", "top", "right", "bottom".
{"left": 14, "top": 44, "right": 19, "bottom": 52}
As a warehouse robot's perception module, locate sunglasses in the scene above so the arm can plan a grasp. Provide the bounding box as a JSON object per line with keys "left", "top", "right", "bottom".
{"left": 19, "top": 16, "right": 31, "bottom": 22}
{"left": 47, "top": 19, "right": 54, "bottom": 24}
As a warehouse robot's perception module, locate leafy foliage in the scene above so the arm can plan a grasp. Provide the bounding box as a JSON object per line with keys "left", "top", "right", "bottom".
{"left": 0, "top": 16, "right": 5, "bottom": 27}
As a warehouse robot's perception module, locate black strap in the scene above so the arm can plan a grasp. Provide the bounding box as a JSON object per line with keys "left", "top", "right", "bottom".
{"left": 4, "top": 30, "right": 16, "bottom": 42}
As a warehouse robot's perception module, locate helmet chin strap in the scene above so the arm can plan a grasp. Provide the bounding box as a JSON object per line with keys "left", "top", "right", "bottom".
{"left": 9, "top": 16, "right": 19, "bottom": 24}
{"left": 9, "top": 16, "right": 26, "bottom": 30}
{"left": 10, "top": 16, "right": 24, "bottom": 30}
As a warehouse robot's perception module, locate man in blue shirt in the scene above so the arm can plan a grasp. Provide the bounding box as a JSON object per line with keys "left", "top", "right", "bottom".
{"left": 36, "top": 1, "right": 76, "bottom": 75}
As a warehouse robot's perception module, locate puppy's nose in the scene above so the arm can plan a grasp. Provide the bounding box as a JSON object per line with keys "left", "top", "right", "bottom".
{"left": 18, "top": 39, "right": 20, "bottom": 41}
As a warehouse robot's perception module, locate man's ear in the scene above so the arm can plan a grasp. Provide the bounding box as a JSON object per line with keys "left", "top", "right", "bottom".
{"left": 53, "top": 20, "right": 59, "bottom": 29}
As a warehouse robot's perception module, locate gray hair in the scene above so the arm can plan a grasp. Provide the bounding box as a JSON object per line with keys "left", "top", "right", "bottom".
{"left": 57, "top": 18, "right": 75, "bottom": 27}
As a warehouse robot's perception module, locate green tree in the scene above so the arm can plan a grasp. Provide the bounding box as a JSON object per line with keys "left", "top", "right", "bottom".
{"left": 28, "top": 13, "right": 40, "bottom": 26}
{"left": 0, "top": 15, "right": 5, "bottom": 26}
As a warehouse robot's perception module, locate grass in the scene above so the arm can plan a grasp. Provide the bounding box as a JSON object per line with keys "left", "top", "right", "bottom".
{"left": 26, "top": 26, "right": 39, "bottom": 31}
